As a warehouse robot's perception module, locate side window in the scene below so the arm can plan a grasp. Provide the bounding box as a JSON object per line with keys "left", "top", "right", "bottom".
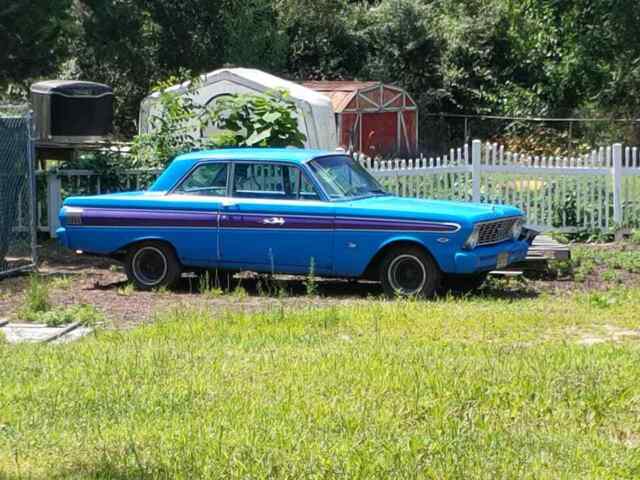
{"left": 233, "top": 163, "right": 321, "bottom": 200}
{"left": 299, "top": 173, "right": 321, "bottom": 201}
{"left": 233, "top": 163, "right": 286, "bottom": 199}
{"left": 175, "top": 163, "right": 228, "bottom": 196}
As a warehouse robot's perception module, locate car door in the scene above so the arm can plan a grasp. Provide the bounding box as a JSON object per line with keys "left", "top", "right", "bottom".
{"left": 220, "top": 161, "right": 334, "bottom": 275}
{"left": 168, "top": 161, "right": 228, "bottom": 265}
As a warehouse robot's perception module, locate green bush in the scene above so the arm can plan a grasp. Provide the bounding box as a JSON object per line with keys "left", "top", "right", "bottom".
{"left": 131, "top": 81, "right": 305, "bottom": 169}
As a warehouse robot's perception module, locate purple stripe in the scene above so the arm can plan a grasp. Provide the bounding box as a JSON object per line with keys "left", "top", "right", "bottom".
{"left": 222, "top": 214, "right": 332, "bottom": 229}
{"left": 72, "top": 208, "right": 457, "bottom": 232}
{"left": 80, "top": 208, "right": 216, "bottom": 228}
{"left": 335, "top": 217, "right": 458, "bottom": 232}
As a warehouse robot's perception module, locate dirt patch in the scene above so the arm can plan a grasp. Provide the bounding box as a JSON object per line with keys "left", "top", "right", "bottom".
{"left": 0, "top": 241, "right": 385, "bottom": 329}
{"left": 574, "top": 324, "right": 640, "bottom": 346}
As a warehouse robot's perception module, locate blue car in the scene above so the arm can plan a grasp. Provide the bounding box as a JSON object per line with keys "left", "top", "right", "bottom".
{"left": 57, "top": 148, "right": 532, "bottom": 297}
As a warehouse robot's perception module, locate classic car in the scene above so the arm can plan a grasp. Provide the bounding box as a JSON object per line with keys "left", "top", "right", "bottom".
{"left": 57, "top": 148, "right": 533, "bottom": 297}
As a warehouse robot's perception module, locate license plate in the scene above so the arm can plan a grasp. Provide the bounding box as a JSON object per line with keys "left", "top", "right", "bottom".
{"left": 496, "top": 252, "right": 510, "bottom": 269}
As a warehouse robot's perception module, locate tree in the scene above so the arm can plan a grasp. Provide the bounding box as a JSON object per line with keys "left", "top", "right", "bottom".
{"left": 275, "top": 0, "right": 367, "bottom": 79}
{"left": 73, "top": 0, "right": 288, "bottom": 136}
{"left": 0, "top": 0, "right": 73, "bottom": 93}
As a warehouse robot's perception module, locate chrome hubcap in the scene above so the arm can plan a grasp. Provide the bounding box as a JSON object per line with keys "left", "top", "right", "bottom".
{"left": 388, "top": 254, "right": 427, "bottom": 295}
{"left": 132, "top": 247, "right": 168, "bottom": 286}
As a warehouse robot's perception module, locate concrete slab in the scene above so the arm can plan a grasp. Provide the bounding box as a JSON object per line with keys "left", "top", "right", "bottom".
{"left": 1, "top": 323, "right": 93, "bottom": 344}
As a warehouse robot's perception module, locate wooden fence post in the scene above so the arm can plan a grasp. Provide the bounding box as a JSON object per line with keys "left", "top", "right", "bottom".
{"left": 472, "top": 139, "right": 481, "bottom": 202}
{"left": 612, "top": 143, "right": 624, "bottom": 239}
{"left": 46, "top": 171, "right": 62, "bottom": 238}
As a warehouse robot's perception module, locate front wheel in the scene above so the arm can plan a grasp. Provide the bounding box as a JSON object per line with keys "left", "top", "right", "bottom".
{"left": 380, "top": 247, "right": 441, "bottom": 298}
{"left": 125, "top": 241, "right": 181, "bottom": 290}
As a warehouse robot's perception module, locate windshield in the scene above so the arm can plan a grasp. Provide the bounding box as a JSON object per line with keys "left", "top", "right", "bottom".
{"left": 308, "top": 155, "right": 387, "bottom": 200}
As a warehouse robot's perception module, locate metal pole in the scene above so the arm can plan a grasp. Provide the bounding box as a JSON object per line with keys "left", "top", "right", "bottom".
{"left": 26, "top": 111, "right": 38, "bottom": 270}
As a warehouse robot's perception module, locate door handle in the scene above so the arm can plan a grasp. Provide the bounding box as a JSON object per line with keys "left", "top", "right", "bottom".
{"left": 262, "top": 217, "right": 285, "bottom": 225}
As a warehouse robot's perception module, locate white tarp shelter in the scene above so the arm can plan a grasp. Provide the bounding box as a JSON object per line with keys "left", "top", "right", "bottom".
{"left": 139, "top": 68, "right": 337, "bottom": 150}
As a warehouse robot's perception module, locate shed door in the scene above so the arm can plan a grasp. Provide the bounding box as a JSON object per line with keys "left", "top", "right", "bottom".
{"left": 361, "top": 112, "right": 398, "bottom": 157}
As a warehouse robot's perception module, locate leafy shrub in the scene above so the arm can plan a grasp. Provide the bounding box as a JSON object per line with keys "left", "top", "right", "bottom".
{"left": 21, "top": 304, "right": 103, "bottom": 327}
{"left": 131, "top": 78, "right": 306, "bottom": 169}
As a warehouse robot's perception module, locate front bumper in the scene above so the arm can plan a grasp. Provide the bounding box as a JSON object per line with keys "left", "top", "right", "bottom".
{"left": 453, "top": 239, "right": 529, "bottom": 274}
{"left": 56, "top": 227, "right": 69, "bottom": 248}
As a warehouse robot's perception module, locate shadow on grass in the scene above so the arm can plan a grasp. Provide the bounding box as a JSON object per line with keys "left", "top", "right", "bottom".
{"left": 59, "top": 270, "right": 540, "bottom": 302}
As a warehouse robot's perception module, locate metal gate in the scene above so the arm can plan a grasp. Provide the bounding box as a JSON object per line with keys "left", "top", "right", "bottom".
{"left": 0, "top": 109, "right": 37, "bottom": 277}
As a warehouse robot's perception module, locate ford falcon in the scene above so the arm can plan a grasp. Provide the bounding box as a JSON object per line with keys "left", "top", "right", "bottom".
{"left": 57, "top": 148, "right": 533, "bottom": 297}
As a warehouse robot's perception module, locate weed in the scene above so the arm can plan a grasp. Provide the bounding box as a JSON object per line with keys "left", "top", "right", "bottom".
{"left": 548, "top": 259, "right": 574, "bottom": 278}
{"left": 198, "top": 271, "right": 224, "bottom": 298}
{"left": 231, "top": 282, "right": 248, "bottom": 299}
{"left": 35, "top": 304, "right": 103, "bottom": 327}
{"left": 117, "top": 283, "right": 134, "bottom": 297}
{"left": 630, "top": 229, "right": 640, "bottom": 245}
{"left": 49, "top": 275, "right": 73, "bottom": 290}
{"left": 304, "top": 257, "right": 318, "bottom": 296}
{"left": 586, "top": 292, "right": 620, "bottom": 309}
{"left": 18, "top": 275, "right": 50, "bottom": 319}
{"left": 602, "top": 269, "right": 619, "bottom": 283}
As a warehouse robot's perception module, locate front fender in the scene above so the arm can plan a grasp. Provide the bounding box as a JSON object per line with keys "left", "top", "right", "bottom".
{"left": 334, "top": 231, "right": 458, "bottom": 277}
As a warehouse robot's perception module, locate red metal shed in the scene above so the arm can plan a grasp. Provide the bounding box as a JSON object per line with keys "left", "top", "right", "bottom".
{"left": 303, "top": 81, "right": 418, "bottom": 156}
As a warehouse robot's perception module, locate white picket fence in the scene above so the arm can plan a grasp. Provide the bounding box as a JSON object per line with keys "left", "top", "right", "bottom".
{"left": 358, "top": 140, "right": 640, "bottom": 233}
{"left": 36, "top": 140, "right": 640, "bottom": 236}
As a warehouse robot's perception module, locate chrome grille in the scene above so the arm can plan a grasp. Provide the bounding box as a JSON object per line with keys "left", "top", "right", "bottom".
{"left": 477, "top": 218, "right": 518, "bottom": 246}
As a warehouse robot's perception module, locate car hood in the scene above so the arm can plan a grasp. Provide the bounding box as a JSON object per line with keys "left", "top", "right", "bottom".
{"left": 334, "top": 195, "right": 523, "bottom": 226}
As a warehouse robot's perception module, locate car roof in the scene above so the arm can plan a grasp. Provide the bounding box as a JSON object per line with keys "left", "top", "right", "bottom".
{"left": 174, "top": 148, "right": 336, "bottom": 165}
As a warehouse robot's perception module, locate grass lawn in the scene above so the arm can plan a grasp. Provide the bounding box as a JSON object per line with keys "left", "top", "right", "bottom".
{"left": 1, "top": 288, "right": 640, "bottom": 479}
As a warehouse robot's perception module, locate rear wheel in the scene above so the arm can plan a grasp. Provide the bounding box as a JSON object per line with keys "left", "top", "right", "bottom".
{"left": 125, "top": 241, "right": 181, "bottom": 290}
{"left": 380, "top": 246, "right": 441, "bottom": 298}
{"left": 442, "top": 272, "right": 489, "bottom": 294}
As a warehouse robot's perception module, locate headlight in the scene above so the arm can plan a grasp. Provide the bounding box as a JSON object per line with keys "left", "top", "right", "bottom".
{"left": 512, "top": 218, "right": 524, "bottom": 240}
{"left": 464, "top": 226, "right": 480, "bottom": 250}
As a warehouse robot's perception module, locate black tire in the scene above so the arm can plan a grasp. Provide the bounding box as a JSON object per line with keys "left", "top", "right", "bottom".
{"left": 442, "top": 272, "right": 489, "bottom": 294}
{"left": 125, "top": 241, "right": 181, "bottom": 290}
{"left": 379, "top": 246, "right": 441, "bottom": 298}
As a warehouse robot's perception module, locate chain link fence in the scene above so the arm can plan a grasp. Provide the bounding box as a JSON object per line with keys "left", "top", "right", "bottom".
{"left": 0, "top": 108, "right": 37, "bottom": 277}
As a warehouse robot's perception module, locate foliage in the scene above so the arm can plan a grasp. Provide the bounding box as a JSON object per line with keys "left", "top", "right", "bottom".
{"left": 17, "top": 275, "right": 102, "bottom": 326}
{"left": 2, "top": 291, "right": 640, "bottom": 476}
{"left": 71, "top": 0, "right": 286, "bottom": 135}
{"left": 0, "top": 0, "right": 73, "bottom": 89}
{"left": 4, "top": 0, "right": 640, "bottom": 147}
{"left": 206, "top": 90, "right": 306, "bottom": 148}
{"left": 132, "top": 84, "right": 305, "bottom": 168}
{"left": 130, "top": 78, "right": 208, "bottom": 168}
{"left": 23, "top": 303, "right": 103, "bottom": 327}
{"left": 554, "top": 241, "right": 640, "bottom": 283}
{"left": 19, "top": 275, "right": 50, "bottom": 318}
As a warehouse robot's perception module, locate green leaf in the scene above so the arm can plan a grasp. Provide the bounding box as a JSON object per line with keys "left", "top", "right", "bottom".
{"left": 245, "top": 128, "right": 272, "bottom": 146}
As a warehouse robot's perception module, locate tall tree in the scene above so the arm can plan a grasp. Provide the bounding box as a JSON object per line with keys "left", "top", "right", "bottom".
{"left": 0, "top": 0, "right": 73, "bottom": 89}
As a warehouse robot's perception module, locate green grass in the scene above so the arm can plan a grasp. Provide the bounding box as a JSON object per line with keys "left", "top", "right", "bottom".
{"left": 1, "top": 290, "right": 640, "bottom": 478}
